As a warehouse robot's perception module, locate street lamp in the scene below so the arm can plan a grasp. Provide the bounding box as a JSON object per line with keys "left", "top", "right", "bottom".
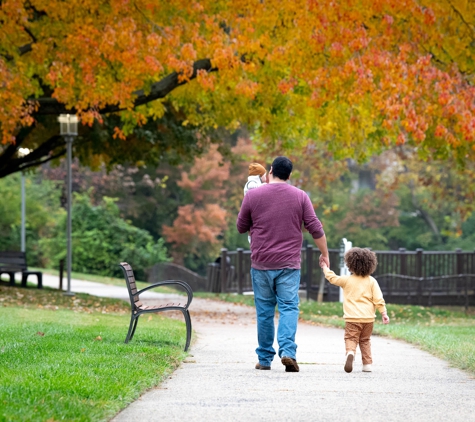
{"left": 18, "top": 147, "right": 31, "bottom": 253}
{"left": 58, "top": 114, "right": 79, "bottom": 296}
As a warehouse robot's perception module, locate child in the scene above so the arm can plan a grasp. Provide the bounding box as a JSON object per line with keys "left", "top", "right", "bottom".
{"left": 244, "top": 163, "right": 267, "bottom": 244}
{"left": 244, "top": 163, "right": 267, "bottom": 196}
{"left": 322, "top": 247, "right": 390, "bottom": 373}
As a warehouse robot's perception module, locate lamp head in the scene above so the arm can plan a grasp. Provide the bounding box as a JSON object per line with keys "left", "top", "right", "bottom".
{"left": 58, "top": 114, "right": 79, "bottom": 135}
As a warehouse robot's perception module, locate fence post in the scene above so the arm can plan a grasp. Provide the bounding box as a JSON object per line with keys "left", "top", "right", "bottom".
{"left": 415, "top": 249, "right": 423, "bottom": 305}
{"left": 220, "top": 248, "right": 227, "bottom": 294}
{"left": 237, "top": 248, "right": 243, "bottom": 295}
{"left": 456, "top": 248, "right": 463, "bottom": 275}
{"left": 306, "top": 244, "right": 313, "bottom": 301}
{"left": 399, "top": 248, "right": 407, "bottom": 275}
{"left": 59, "top": 259, "right": 64, "bottom": 290}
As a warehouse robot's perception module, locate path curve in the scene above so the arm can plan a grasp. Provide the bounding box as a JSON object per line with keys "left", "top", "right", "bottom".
{"left": 112, "top": 295, "right": 475, "bottom": 422}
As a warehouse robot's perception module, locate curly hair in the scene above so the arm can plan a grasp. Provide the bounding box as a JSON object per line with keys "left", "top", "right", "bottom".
{"left": 344, "top": 247, "right": 377, "bottom": 277}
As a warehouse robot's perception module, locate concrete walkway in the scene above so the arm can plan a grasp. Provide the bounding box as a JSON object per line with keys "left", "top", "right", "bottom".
{"left": 42, "top": 273, "right": 475, "bottom": 421}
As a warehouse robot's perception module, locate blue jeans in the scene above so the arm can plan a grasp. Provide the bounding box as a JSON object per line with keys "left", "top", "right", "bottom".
{"left": 251, "top": 268, "right": 300, "bottom": 366}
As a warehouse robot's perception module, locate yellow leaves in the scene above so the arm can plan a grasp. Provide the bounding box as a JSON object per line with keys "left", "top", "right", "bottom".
{"left": 0, "top": 0, "right": 474, "bottom": 165}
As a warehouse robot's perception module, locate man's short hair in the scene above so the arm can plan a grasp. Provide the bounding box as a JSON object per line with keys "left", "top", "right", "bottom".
{"left": 271, "top": 156, "right": 293, "bottom": 180}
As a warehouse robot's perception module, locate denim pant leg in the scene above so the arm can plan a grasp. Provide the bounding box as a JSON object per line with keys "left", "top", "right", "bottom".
{"left": 275, "top": 269, "right": 300, "bottom": 359}
{"left": 251, "top": 268, "right": 277, "bottom": 366}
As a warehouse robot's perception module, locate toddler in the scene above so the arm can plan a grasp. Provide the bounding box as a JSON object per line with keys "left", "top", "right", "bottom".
{"left": 244, "top": 163, "right": 267, "bottom": 244}
{"left": 244, "top": 162, "right": 267, "bottom": 195}
{"left": 322, "top": 247, "right": 390, "bottom": 373}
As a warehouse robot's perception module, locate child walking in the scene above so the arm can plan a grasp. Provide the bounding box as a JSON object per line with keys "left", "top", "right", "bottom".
{"left": 322, "top": 247, "right": 390, "bottom": 373}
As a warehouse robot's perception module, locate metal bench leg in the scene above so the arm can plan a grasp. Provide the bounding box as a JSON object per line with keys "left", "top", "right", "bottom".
{"left": 37, "top": 273, "right": 43, "bottom": 289}
{"left": 21, "top": 273, "right": 27, "bottom": 287}
{"left": 182, "top": 309, "right": 192, "bottom": 352}
{"left": 125, "top": 314, "right": 138, "bottom": 343}
{"left": 129, "top": 314, "right": 140, "bottom": 342}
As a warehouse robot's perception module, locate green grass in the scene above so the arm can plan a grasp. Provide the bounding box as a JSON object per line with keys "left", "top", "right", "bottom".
{"left": 0, "top": 286, "right": 189, "bottom": 422}
{"left": 199, "top": 292, "right": 475, "bottom": 375}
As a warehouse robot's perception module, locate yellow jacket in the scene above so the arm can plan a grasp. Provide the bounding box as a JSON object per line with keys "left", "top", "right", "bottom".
{"left": 323, "top": 267, "right": 387, "bottom": 323}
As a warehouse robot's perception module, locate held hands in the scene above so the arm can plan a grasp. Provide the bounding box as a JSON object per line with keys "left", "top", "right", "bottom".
{"left": 381, "top": 312, "right": 390, "bottom": 325}
{"left": 319, "top": 254, "right": 330, "bottom": 269}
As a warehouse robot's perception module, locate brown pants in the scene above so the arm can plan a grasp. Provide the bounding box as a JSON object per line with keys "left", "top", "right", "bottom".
{"left": 344, "top": 322, "right": 374, "bottom": 365}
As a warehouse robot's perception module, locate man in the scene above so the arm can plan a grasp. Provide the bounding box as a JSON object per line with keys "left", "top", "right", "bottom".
{"left": 236, "top": 156, "right": 329, "bottom": 372}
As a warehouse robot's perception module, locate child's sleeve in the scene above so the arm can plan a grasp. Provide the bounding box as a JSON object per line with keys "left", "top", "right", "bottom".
{"left": 323, "top": 267, "right": 347, "bottom": 287}
{"left": 371, "top": 277, "right": 387, "bottom": 314}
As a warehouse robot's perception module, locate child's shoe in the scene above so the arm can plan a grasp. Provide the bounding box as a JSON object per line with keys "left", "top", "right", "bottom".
{"left": 362, "top": 364, "right": 372, "bottom": 372}
{"left": 344, "top": 352, "right": 354, "bottom": 373}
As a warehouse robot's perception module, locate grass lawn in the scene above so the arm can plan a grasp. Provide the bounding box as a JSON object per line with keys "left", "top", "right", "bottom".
{"left": 0, "top": 285, "right": 189, "bottom": 422}
{"left": 197, "top": 292, "right": 475, "bottom": 375}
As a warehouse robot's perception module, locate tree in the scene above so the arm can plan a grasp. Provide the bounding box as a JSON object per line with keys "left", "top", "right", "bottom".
{"left": 162, "top": 145, "right": 229, "bottom": 269}
{"left": 1, "top": 0, "right": 475, "bottom": 178}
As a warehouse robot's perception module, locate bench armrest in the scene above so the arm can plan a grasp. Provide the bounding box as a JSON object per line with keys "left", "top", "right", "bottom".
{"left": 135, "top": 280, "right": 193, "bottom": 308}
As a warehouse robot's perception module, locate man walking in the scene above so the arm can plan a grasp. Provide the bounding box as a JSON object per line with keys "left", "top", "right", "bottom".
{"left": 236, "top": 156, "right": 329, "bottom": 372}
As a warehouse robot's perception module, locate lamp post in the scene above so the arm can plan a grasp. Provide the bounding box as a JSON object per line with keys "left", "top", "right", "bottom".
{"left": 17, "top": 148, "right": 31, "bottom": 253}
{"left": 58, "top": 114, "right": 78, "bottom": 296}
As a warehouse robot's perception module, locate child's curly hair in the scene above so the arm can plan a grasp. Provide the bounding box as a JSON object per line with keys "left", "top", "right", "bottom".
{"left": 344, "top": 247, "right": 377, "bottom": 277}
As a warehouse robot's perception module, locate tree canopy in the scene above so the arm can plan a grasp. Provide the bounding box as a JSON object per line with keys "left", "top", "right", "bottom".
{"left": 1, "top": 0, "right": 475, "bottom": 176}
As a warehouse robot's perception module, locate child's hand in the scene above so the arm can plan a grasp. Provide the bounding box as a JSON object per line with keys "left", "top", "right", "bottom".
{"left": 381, "top": 312, "right": 390, "bottom": 324}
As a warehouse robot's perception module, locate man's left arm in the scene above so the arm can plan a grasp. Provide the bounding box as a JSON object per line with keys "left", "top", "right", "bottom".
{"left": 302, "top": 194, "right": 329, "bottom": 266}
{"left": 236, "top": 194, "right": 252, "bottom": 234}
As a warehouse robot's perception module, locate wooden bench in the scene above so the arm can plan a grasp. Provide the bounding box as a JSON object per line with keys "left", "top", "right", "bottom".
{"left": 0, "top": 251, "right": 43, "bottom": 288}
{"left": 119, "top": 262, "right": 193, "bottom": 351}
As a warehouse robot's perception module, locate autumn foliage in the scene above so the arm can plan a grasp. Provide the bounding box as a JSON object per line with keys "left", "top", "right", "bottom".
{"left": 162, "top": 145, "right": 229, "bottom": 263}
{"left": 1, "top": 0, "right": 475, "bottom": 166}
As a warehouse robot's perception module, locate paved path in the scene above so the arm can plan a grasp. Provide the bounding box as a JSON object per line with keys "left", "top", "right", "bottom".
{"left": 43, "top": 274, "right": 475, "bottom": 421}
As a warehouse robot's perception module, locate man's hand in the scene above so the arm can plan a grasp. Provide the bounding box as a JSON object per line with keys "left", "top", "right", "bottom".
{"left": 382, "top": 312, "right": 390, "bottom": 324}
{"left": 319, "top": 254, "right": 330, "bottom": 268}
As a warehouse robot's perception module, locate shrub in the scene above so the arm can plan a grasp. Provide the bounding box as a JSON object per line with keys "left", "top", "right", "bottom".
{"left": 40, "top": 192, "right": 169, "bottom": 280}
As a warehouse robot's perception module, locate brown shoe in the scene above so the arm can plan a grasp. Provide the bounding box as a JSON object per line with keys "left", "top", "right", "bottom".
{"left": 344, "top": 352, "right": 354, "bottom": 373}
{"left": 281, "top": 356, "right": 300, "bottom": 372}
{"left": 255, "top": 363, "right": 271, "bottom": 370}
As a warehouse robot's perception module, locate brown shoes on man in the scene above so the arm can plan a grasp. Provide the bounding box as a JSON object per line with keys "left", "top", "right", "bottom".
{"left": 281, "top": 356, "right": 300, "bottom": 372}
{"left": 255, "top": 363, "right": 271, "bottom": 370}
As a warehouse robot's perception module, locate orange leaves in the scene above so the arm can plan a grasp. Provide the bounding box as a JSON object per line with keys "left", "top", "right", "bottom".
{"left": 196, "top": 69, "right": 216, "bottom": 91}
{"left": 161, "top": 142, "right": 243, "bottom": 260}
{"left": 113, "top": 127, "right": 126, "bottom": 140}
{"left": 1, "top": 0, "right": 475, "bottom": 166}
{"left": 234, "top": 80, "right": 259, "bottom": 99}
{"left": 278, "top": 78, "right": 297, "bottom": 95}
{"left": 163, "top": 203, "right": 227, "bottom": 247}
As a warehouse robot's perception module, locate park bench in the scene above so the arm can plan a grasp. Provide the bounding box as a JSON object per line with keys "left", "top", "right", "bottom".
{"left": 119, "top": 262, "right": 193, "bottom": 351}
{"left": 0, "top": 251, "right": 43, "bottom": 288}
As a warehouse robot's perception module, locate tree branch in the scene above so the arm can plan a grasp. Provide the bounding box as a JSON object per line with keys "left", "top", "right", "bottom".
{"left": 34, "top": 58, "right": 217, "bottom": 115}
{"left": 0, "top": 133, "right": 65, "bottom": 178}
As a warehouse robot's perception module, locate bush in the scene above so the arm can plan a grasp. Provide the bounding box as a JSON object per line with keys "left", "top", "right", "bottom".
{"left": 0, "top": 173, "right": 64, "bottom": 266}
{"left": 40, "top": 192, "right": 169, "bottom": 280}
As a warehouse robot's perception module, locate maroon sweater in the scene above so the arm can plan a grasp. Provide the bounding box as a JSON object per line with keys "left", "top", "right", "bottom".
{"left": 236, "top": 183, "right": 325, "bottom": 270}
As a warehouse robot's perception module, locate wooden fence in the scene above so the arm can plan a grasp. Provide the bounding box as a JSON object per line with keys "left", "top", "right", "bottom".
{"left": 206, "top": 247, "right": 475, "bottom": 307}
